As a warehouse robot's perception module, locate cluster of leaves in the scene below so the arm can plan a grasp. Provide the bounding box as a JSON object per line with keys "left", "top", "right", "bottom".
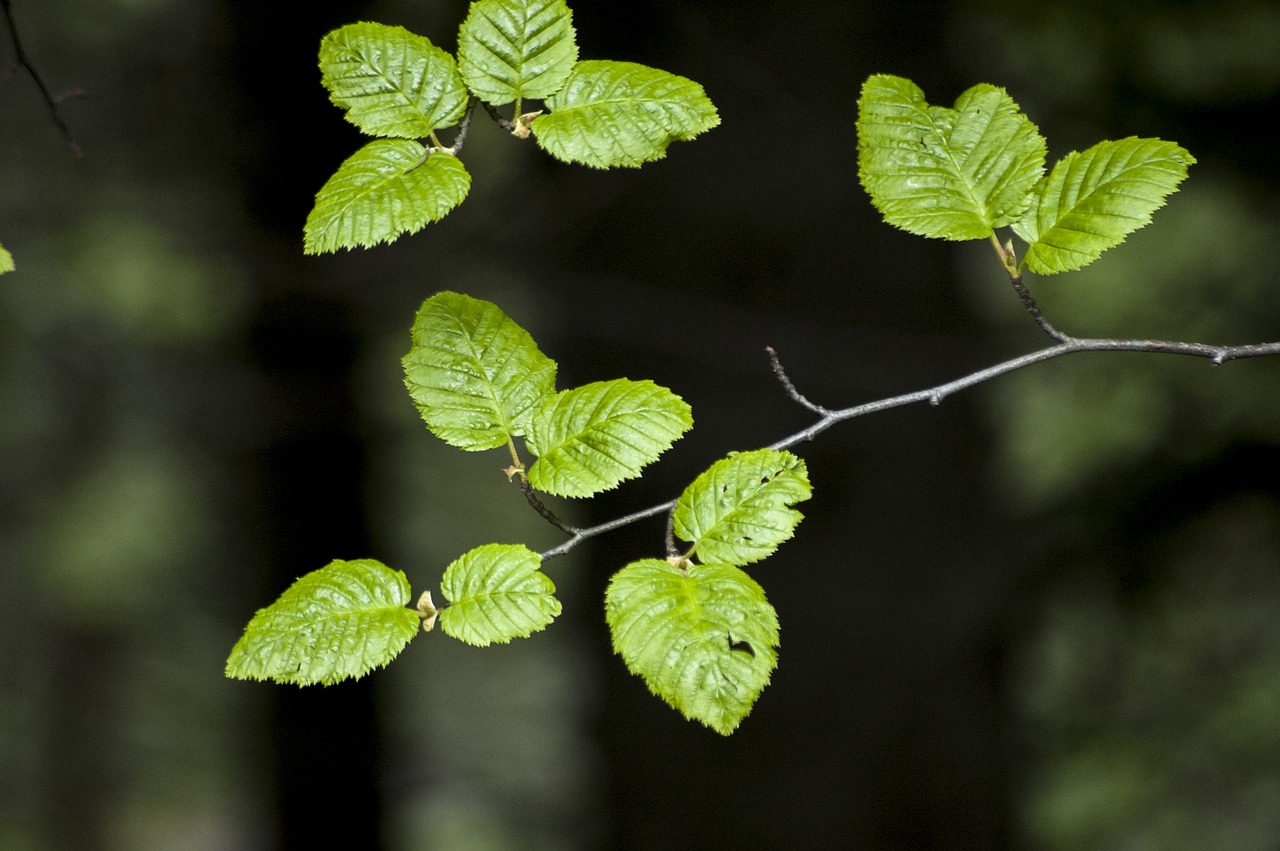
{"left": 230, "top": 42, "right": 1203, "bottom": 731}
{"left": 303, "top": 0, "right": 719, "bottom": 254}
{"left": 857, "top": 75, "right": 1195, "bottom": 275}
{"left": 228, "top": 292, "right": 811, "bottom": 734}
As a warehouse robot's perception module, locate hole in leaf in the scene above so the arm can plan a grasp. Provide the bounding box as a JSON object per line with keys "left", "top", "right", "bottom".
{"left": 728, "top": 636, "right": 755, "bottom": 657}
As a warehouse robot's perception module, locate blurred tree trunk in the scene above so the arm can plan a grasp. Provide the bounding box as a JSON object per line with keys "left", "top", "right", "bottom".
{"left": 223, "top": 4, "right": 386, "bottom": 847}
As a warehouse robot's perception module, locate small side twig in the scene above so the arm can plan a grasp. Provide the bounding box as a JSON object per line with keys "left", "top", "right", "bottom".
{"left": 766, "top": 346, "right": 831, "bottom": 415}
{"left": 481, "top": 100, "right": 516, "bottom": 133}
{"left": 2, "top": 0, "right": 84, "bottom": 158}
{"left": 1010, "top": 274, "right": 1070, "bottom": 342}
{"left": 445, "top": 98, "right": 477, "bottom": 155}
{"left": 516, "top": 475, "right": 580, "bottom": 535}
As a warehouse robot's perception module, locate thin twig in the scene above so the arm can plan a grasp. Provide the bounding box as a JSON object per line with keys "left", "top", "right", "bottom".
{"left": 1010, "top": 275, "right": 1070, "bottom": 342}
{"left": 481, "top": 100, "right": 516, "bottom": 133}
{"left": 664, "top": 505, "right": 680, "bottom": 558}
{"left": 766, "top": 346, "right": 831, "bottom": 415}
{"left": 517, "top": 475, "right": 580, "bottom": 535}
{"left": 541, "top": 501, "right": 674, "bottom": 560}
{"left": 537, "top": 334, "right": 1280, "bottom": 561}
{"left": 2, "top": 0, "right": 84, "bottom": 158}
{"left": 446, "top": 98, "right": 477, "bottom": 155}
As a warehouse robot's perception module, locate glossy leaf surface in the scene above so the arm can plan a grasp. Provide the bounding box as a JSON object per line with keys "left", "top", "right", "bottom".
{"left": 304, "top": 141, "right": 470, "bottom": 253}
{"left": 606, "top": 559, "right": 779, "bottom": 735}
{"left": 225, "top": 559, "right": 420, "bottom": 686}
{"left": 533, "top": 60, "right": 719, "bottom": 168}
{"left": 438, "top": 544, "right": 561, "bottom": 646}
{"left": 457, "top": 0, "right": 577, "bottom": 105}
{"left": 1015, "top": 138, "right": 1196, "bottom": 274}
{"left": 857, "top": 74, "right": 1046, "bottom": 240}
{"left": 320, "top": 22, "right": 469, "bottom": 137}
{"left": 526, "top": 378, "right": 692, "bottom": 497}
{"left": 674, "top": 449, "right": 811, "bottom": 566}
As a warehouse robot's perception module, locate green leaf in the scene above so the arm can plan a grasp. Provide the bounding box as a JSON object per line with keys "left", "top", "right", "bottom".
{"left": 674, "top": 449, "right": 811, "bottom": 566}
{"left": 606, "top": 559, "right": 779, "bottom": 735}
{"left": 320, "top": 22, "right": 469, "bottom": 138}
{"left": 1014, "top": 138, "right": 1196, "bottom": 275}
{"left": 438, "top": 544, "right": 561, "bottom": 646}
{"left": 457, "top": 0, "right": 577, "bottom": 106}
{"left": 0, "top": 243, "right": 13, "bottom": 275}
{"left": 402, "top": 291, "right": 557, "bottom": 451}
{"left": 225, "top": 559, "right": 420, "bottom": 686}
{"left": 532, "top": 60, "right": 720, "bottom": 168}
{"left": 304, "top": 140, "right": 471, "bottom": 254}
{"left": 526, "top": 378, "right": 693, "bottom": 497}
{"left": 857, "top": 74, "right": 1047, "bottom": 240}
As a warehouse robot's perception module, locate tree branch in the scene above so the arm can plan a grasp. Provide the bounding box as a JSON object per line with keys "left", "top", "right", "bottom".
{"left": 2, "top": 0, "right": 84, "bottom": 158}
{"left": 538, "top": 334, "right": 1280, "bottom": 561}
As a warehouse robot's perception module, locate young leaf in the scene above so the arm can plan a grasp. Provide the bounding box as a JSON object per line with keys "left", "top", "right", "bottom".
{"left": 1014, "top": 138, "right": 1196, "bottom": 275}
{"left": 304, "top": 141, "right": 471, "bottom": 254}
{"left": 402, "top": 291, "right": 557, "bottom": 451}
{"left": 225, "top": 559, "right": 420, "bottom": 686}
{"left": 457, "top": 0, "right": 577, "bottom": 106}
{"left": 606, "top": 559, "right": 779, "bottom": 735}
{"left": 532, "top": 60, "right": 720, "bottom": 168}
{"left": 857, "top": 74, "right": 1047, "bottom": 240}
{"left": 320, "top": 22, "right": 469, "bottom": 138}
{"left": 674, "top": 449, "right": 811, "bottom": 566}
{"left": 437, "top": 544, "right": 561, "bottom": 646}
{"left": 0, "top": 243, "right": 13, "bottom": 274}
{"left": 526, "top": 378, "right": 693, "bottom": 497}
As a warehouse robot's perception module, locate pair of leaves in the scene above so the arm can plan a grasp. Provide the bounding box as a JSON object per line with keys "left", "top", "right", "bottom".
{"left": 403, "top": 291, "right": 693, "bottom": 498}
{"left": 606, "top": 449, "right": 811, "bottom": 734}
{"left": 857, "top": 74, "right": 1196, "bottom": 274}
{"left": 225, "top": 544, "right": 560, "bottom": 686}
{"left": 305, "top": 1, "right": 719, "bottom": 254}
{"left": 304, "top": 24, "right": 474, "bottom": 254}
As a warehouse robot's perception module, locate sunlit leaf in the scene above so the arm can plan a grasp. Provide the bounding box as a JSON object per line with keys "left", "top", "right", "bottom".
{"left": 532, "top": 60, "right": 719, "bottom": 168}
{"left": 857, "top": 74, "right": 1046, "bottom": 240}
{"left": 526, "top": 378, "right": 693, "bottom": 497}
{"left": 437, "top": 544, "right": 561, "bottom": 646}
{"left": 320, "top": 22, "right": 469, "bottom": 137}
{"left": 304, "top": 141, "right": 471, "bottom": 254}
{"left": 457, "top": 0, "right": 577, "bottom": 106}
{"left": 674, "top": 449, "right": 811, "bottom": 566}
{"left": 0, "top": 243, "right": 13, "bottom": 275}
{"left": 225, "top": 559, "right": 420, "bottom": 686}
{"left": 402, "top": 291, "right": 557, "bottom": 451}
{"left": 606, "top": 559, "right": 779, "bottom": 735}
{"left": 1015, "top": 138, "right": 1196, "bottom": 275}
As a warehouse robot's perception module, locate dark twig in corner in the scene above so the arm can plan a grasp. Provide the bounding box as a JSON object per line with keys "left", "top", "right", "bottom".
{"left": 2, "top": 0, "right": 84, "bottom": 157}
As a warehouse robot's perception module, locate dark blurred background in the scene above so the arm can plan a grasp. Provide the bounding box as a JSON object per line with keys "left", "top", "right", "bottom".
{"left": 4, "top": 0, "right": 1280, "bottom": 848}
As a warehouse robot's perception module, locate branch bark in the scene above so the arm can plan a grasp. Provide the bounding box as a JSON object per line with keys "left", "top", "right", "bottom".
{"left": 539, "top": 333, "right": 1280, "bottom": 561}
